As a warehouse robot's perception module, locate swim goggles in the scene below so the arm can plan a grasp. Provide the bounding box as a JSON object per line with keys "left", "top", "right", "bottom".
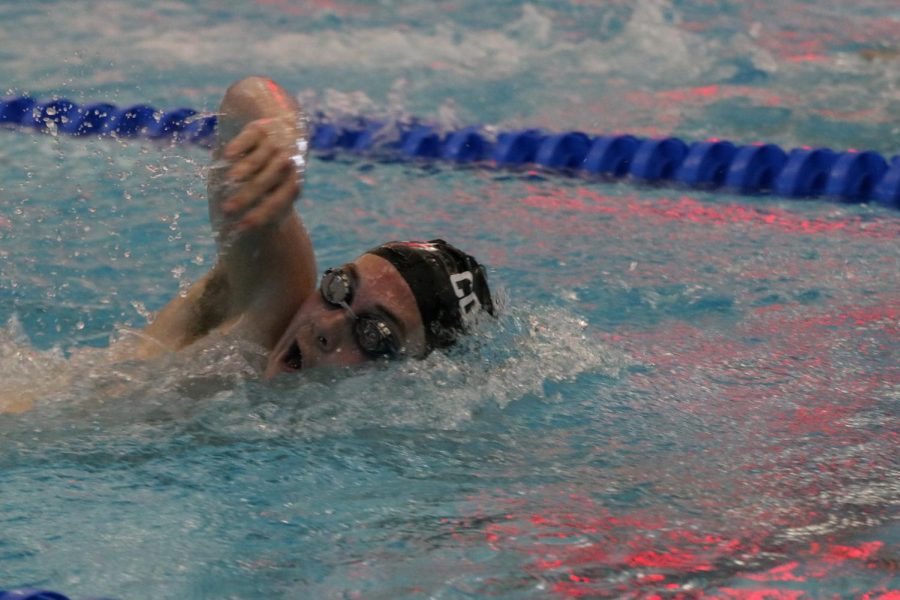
{"left": 320, "top": 268, "right": 399, "bottom": 358}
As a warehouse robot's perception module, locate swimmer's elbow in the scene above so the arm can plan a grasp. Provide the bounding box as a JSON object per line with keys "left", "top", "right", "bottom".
{"left": 221, "top": 76, "right": 297, "bottom": 116}
{"left": 224, "top": 76, "right": 275, "bottom": 99}
{"left": 217, "top": 77, "right": 299, "bottom": 144}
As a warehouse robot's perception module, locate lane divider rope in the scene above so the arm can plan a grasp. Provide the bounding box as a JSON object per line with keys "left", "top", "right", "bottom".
{"left": 1, "top": 96, "right": 897, "bottom": 209}
{"left": 0, "top": 589, "right": 113, "bottom": 600}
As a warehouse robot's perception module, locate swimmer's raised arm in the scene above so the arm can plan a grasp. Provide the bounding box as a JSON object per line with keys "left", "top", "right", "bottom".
{"left": 130, "top": 77, "right": 317, "bottom": 356}
{"left": 206, "top": 76, "right": 317, "bottom": 341}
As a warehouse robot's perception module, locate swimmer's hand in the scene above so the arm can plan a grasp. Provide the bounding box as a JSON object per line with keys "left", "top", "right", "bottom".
{"left": 219, "top": 115, "right": 307, "bottom": 232}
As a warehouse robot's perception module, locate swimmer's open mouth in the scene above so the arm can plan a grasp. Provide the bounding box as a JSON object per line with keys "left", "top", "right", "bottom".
{"left": 282, "top": 340, "right": 303, "bottom": 372}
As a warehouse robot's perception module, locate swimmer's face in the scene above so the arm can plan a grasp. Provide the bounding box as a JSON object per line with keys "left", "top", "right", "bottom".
{"left": 265, "top": 253, "right": 427, "bottom": 378}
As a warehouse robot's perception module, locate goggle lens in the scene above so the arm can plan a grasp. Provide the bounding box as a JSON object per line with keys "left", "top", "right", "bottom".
{"left": 355, "top": 316, "right": 397, "bottom": 356}
{"left": 321, "top": 268, "right": 352, "bottom": 306}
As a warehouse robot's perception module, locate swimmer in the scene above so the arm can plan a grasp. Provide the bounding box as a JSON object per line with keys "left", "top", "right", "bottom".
{"left": 114, "top": 76, "right": 494, "bottom": 377}
{"left": 1, "top": 77, "right": 494, "bottom": 414}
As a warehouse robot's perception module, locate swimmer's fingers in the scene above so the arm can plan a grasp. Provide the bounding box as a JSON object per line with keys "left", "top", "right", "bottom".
{"left": 221, "top": 118, "right": 302, "bottom": 216}
{"left": 236, "top": 162, "right": 299, "bottom": 231}
{"left": 224, "top": 150, "right": 297, "bottom": 218}
{"left": 223, "top": 117, "right": 297, "bottom": 163}
{"left": 227, "top": 138, "right": 277, "bottom": 184}
{"left": 222, "top": 118, "right": 270, "bottom": 160}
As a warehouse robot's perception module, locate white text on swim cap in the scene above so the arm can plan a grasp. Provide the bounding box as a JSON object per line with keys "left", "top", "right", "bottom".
{"left": 450, "top": 271, "right": 481, "bottom": 314}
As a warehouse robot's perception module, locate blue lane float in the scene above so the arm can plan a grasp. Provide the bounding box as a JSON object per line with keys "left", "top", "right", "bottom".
{"left": 1, "top": 95, "right": 899, "bottom": 209}
{"left": 0, "top": 590, "right": 113, "bottom": 600}
{"left": 0, "top": 591, "right": 69, "bottom": 600}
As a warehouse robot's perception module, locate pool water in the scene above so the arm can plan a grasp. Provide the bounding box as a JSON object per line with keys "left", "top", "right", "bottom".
{"left": 1, "top": 1, "right": 898, "bottom": 598}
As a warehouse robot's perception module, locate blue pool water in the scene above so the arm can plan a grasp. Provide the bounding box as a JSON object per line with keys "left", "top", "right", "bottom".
{"left": 1, "top": 1, "right": 898, "bottom": 598}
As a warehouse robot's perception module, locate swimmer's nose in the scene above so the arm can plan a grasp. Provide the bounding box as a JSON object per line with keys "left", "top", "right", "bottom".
{"left": 312, "top": 307, "right": 354, "bottom": 354}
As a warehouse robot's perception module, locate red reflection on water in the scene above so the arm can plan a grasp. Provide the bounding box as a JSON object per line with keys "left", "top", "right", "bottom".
{"left": 654, "top": 84, "right": 791, "bottom": 109}
{"left": 510, "top": 186, "right": 899, "bottom": 241}
{"left": 627, "top": 329, "right": 892, "bottom": 591}
{"left": 752, "top": 305, "right": 900, "bottom": 336}
{"left": 457, "top": 492, "right": 897, "bottom": 597}
{"left": 784, "top": 52, "right": 829, "bottom": 63}
{"left": 745, "top": 3, "right": 900, "bottom": 64}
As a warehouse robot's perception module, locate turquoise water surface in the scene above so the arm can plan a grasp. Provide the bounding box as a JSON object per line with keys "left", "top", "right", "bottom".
{"left": 1, "top": 1, "right": 898, "bottom": 598}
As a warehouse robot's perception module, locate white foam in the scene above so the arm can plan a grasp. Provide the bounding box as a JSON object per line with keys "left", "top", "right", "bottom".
{"left": 1, "top": 1, "right": 727, "bottom": 89}
{"left": 0, "top": 302, "right": 629, "bottom": 440}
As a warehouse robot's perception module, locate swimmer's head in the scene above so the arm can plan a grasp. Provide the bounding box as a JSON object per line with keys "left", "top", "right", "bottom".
{"left": 265, "top": 239, "right": 493, "bottom": 377}
{"left": 366, "top": 239, "right": 494, "bottom": 349}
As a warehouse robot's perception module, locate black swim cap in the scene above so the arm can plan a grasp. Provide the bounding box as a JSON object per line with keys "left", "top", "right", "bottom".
{"left": 366, "top": 239, "right": 494, "bottom": 351}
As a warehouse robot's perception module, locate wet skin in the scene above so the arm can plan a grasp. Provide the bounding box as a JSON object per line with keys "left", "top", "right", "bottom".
{"left": 265, "top": 253, "right": 427, "bottom": 378}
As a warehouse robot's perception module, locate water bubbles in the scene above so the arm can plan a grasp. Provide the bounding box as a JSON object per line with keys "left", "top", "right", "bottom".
{"left": 43, "top": 119, "right": 58, "bottom": 137}
{"left": 130, "top": 301, "right": 151, "bottom": 321}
